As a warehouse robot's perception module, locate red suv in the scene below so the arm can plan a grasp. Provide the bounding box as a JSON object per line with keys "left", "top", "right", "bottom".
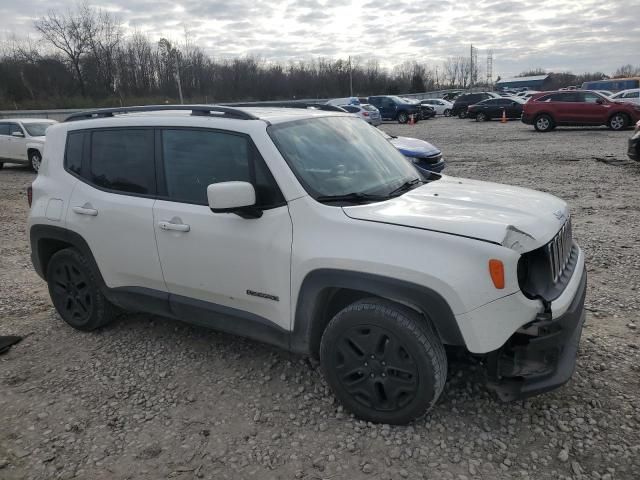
{"left": 522, "top": 90, "right": 640, "bottom": 132}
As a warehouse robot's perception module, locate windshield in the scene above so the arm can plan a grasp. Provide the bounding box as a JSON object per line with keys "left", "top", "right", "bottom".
{"left": 269, "top": 116, "right": 422, "bottom": 199}
{"left": 24, "top": 123, "right": 54, "bottom": 136}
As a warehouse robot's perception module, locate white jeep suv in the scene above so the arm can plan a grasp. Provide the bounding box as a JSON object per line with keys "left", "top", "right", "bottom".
{"left": 0, "top": 118, "right": 57, "bottom": 171}
{"left": 28, "top": 105, "right": 587, "bottom": 424}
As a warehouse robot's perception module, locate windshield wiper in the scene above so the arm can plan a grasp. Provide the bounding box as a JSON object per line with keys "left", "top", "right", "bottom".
{"left": 388, "top": 178, "right": 425, "bottom": 197}
{"left": 316, "top": 192, "right": 390, "bottom": 204}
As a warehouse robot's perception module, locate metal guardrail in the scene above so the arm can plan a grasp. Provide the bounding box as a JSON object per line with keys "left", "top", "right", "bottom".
{"left": 0, "top": 90, "right": 480, "bottom": 120}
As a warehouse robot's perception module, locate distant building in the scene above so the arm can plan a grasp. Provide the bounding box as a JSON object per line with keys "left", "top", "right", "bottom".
{"left": 496, "top": 74, "right": 552, "bottom": 91}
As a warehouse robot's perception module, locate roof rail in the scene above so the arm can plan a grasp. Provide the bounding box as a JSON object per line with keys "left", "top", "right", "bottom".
{"left": 227, "top": 101, "right": 347, "bottom": 112}
{"left": 64, "top": 105, "right": 258, "bottom": 122}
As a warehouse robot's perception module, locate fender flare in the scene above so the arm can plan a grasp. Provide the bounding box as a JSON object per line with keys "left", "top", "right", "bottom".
{"left": 290, "top": 269, "right": 465, "bottom": 356}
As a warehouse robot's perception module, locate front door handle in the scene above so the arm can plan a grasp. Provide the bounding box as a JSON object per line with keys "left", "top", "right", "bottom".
{"left": 159, "top": 220, "right": 190, "bottom": 232}
{"left": 72, "top": 205, "right": 98, "bottom": 216}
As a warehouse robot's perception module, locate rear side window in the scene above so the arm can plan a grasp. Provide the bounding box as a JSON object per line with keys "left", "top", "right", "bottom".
{"left": 342, "top": 106, "right": 360, "bottom": 113}
{"left": 624, "top": 91, "right": 639, "bottom": 98}
{"left": 65, "top": 131, "right": 85, "bottom": 176}
{"left": 161, "top": 129, "right": 284, "bottom": 208}
{"left": 540, "top": 92, "right": 580, "bottom": 102}
{"left": 90, "top": 129, "right": 155, "bottom": 195}
{"left": 0, "top": 123, "right": 10, "bottom": 135}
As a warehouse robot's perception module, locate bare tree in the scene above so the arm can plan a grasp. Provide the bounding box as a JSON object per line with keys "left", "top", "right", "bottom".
{"left": 34, "top": 3, "right": 96, "bottom": 96}
{"left": 613, "top": 64, "right": 640, "bottom": 78}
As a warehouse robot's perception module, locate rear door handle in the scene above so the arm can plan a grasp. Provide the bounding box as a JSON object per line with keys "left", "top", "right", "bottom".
{"left": 159, "top": 221, "right": 190, "bottom": 232}
{"left": 72, "top": 205, "right": 98, "bottom": 216}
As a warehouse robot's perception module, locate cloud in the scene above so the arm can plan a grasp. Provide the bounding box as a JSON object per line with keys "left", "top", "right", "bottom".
{"left": 0, "top": 0, "right": 636, "bottom": 77}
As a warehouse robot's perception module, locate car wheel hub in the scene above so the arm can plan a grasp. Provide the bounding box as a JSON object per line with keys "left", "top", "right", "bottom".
{"left": 335, "top": 325, "right": 418, "bottom": 411}
{"left": 52, "top": 262, "right": 92, "bottom": 322}
{"left": 612, "top": 116, "right": 623, "bottom": 129}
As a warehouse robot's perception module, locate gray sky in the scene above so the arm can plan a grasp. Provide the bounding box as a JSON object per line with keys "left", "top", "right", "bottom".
{"left": 1, "top": 0, "right": 638, "bottom": 77}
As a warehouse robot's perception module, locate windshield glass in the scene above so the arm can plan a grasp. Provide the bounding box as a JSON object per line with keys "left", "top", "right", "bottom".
{"left": 24, "top": 123, "right": 54, "bottom": 136}
{"left": 269, "top": 116, "right": 421, "bottom": 199}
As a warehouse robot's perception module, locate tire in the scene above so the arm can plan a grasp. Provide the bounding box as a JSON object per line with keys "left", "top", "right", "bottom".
{"left": 443, "top": 109, "right": 451, "bottom": 117}
{"left": 46, "top": 248, "right": 117, "bottom": 331}
{"left": 397, "top": 112, "right": 408, "bottom": 124}
{"left": 0, "top": 162, "right": 3, "bottom": 170}
{"left": 608, "top": 113, "right": 628, "bottom": 131}
{"left": 476, "top": 112, "right": 488, "bottom": 122}
{"left": 30, "top": 150, "right": 42, "bottom": 172}
{"left": 458, "top": 111, "right": 467, "bottom": 119}
{"left": 534, "top": 114, "right": 555, "bottom": 132}
{"left": 320, "top": 298, "right": 447, "bottom": 425}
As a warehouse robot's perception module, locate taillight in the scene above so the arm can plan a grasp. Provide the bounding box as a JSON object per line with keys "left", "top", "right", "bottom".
{"left": 363, "top": 112, "right": 369, "bottom": 116}
{"left": 27, "top": 186, "right": 33, "bottom": 207}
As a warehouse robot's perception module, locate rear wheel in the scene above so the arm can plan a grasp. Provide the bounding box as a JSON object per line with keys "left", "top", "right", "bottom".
{"left": 476, "top": 112, "right": 488, "bottom": 122}
{"left": 458, "top": 110, "right": 467, "bottom": 119}
{"left": 0, "top": 162, "right": 4, "bottom": 170}
{"left": 320, "top": 298, "right": 447, "bottom": 424}
{"left": 397, "top": 112, "right": 408, "bottom": 124}
{"left": 443, "top": 109, "right": 451, "bottom": 117}
{"left": 534, "top": 114, "right": 555, "bottom": 132}
{"left": 46, "top": 248, "right": 117, "bottom": 331}
{"left": 608, "top": 113, "right": 628, "bottom": 131}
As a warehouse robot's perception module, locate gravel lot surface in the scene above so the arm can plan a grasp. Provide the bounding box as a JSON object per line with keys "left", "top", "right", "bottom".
{"left": 1, "top": 117, "right": 639, "bottom": 480}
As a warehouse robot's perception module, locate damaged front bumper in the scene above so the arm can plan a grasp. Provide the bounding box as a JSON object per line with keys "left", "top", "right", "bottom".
{"left": 486, "top": 266, "right": 587, "bottom": 401}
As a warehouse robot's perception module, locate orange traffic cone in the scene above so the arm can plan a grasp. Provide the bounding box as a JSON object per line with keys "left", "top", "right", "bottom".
{"left": 408, "top": 114, "right": 415, "bottom": 125}
{"left": 501, "top": 109, "right": 507, "bottom": 123}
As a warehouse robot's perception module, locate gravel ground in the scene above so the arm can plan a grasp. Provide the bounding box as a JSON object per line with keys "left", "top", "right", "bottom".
{"left": 1, "top": 117, "right": 639, "bottom": 480}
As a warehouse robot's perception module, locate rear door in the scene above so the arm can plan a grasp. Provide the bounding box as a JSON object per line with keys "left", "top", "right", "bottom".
{"left": 541, "top": 92, "right": 581, "bottom": 122}
{"left": 0, "top": 123, "right": 10, "bottom": 161}
{"left": 152, "top": 128, "right": 293, "bottom": 330}
{"left": 65, "top": 128, "right": 166, "bottom": 292}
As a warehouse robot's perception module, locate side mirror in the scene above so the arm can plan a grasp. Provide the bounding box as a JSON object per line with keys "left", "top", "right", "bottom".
{"left": 596, "top": 98, "right": 604, "bottom": 104}
{"left": 11, "top": 131, "right": 24, "bottom": 137}
{"left": 207, "top": 181, "right": 262, "bottom": 219}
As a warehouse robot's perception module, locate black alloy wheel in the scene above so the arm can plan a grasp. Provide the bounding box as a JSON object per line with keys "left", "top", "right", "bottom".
{"left": 47, "top": 249, "right": 117, "bottom": 331}
{"left": 320, "top": 298, "right": 447, "bottom": 424}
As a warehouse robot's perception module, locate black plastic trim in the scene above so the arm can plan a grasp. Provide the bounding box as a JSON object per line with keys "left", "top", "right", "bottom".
{"left": 291, "top": 269, "right": 463, "bottom": 356}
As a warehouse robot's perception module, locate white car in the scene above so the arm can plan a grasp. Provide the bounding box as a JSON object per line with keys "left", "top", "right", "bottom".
{"left": 339, "top": 103, "right": 382, "bottom": 125}
{"left": 326, "top": 97, "right": 360, "bottom": 107}
{"left": 420, "top": 99, "right": 454, "bottom": 116}
{"left": 610, "top": 88, "right": 640, "bottom": 105}
{"left": 0, "top": 119, "right": 57, "bottom": 172}
{"left": 28, "top": 105, "right": 586, "bottom": 424}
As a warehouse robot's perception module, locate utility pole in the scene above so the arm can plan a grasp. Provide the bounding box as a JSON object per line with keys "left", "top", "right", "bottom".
{"left": 349, "top": 56, "right": 353, "bottom": 96}
{"left": 470, "top": 44, "right": 473, "bottom": 89}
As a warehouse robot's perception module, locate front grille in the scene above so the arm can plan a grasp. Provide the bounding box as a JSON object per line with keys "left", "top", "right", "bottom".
{"left": 546, "top": 218, "right": 572, "bottom": 283}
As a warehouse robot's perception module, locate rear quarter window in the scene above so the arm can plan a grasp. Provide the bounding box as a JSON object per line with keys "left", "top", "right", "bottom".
{"left": 65, "top": 131, "right": 85, "bottom": 176}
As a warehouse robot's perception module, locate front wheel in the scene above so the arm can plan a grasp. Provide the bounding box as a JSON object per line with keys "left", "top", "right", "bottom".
{"left": 30, "top": 151, "right": 42, "bottom": 172}
{"left": 476, "top": 112, "right": 488, "bottom": 122}
{"left": 443, "top": 109, "right": 451, "bottom": 117}
{"left": 397, "top": 112, "right": 408, "bottom": 124}
{"left": 46, "top": 248, "right": 117, "bottom": 331}
{"left": 534, "top": 114, "right": 555, "bottom": 132}
{"left": 458, "top": 111, "right": 467, "bottom": 119}
{"left": 320, "top": 298, "right": 447, "bottom": 424}
{"left": 608, "top": 113, "right": 628, "bottom": 131}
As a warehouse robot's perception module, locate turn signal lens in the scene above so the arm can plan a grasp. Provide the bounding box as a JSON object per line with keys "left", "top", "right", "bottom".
{"left": 489, "top": 259, "right": 505, "bottom": 289}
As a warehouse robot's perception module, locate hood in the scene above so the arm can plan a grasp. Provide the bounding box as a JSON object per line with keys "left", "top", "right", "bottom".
{"left": 342, "top": 176, "right": 569, "bottom": 251}
{"left": 391, "top": 136, "right": 441, "bottom": 157}
{"left": 29, "top": 136, "right": 46, "bottom": 143}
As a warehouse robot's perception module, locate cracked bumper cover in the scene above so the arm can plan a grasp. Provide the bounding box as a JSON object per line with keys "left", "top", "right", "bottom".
{"left": 486, "top": 266, "right": 587, "bottom": 401}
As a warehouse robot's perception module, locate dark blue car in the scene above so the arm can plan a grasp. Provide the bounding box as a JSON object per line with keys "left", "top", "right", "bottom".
{"left": 381, "top": 131, "right": 445, "bottom": 173}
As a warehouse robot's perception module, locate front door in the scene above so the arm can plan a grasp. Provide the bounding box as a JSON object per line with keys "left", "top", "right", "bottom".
{"left": 577, "top": 92, "right": 610, "bottom": 124}
{"left": 7, "top": 123, "right": 27, "bottom": 161}
{"left": 152, "top": 128, "right": 293, "bottom": 330}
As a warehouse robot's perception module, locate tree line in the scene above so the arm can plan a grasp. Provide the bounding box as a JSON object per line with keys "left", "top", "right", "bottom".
{"left": 0, "top": 4, "right": 637, "bottom": 110}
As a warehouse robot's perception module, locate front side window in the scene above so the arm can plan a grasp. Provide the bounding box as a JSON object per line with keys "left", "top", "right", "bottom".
{"left": 24, "top": 123, "right": 54, "bottom": 137}
{"left": 269, "top": 116, "right": 422, "bottom": 199}
{"left": 583, "top": 93, "right": 601, "bottom": 103}
{"left": 90, "top": 129, "right": 155, "bottom": 195}
{"left": 9, "top": 124, "right": 24, "bottom": 135}
{"left": 624, "top": 91, "right": 639, "bottom": 98}
{"left": 161, "top": 129, "right": 283, "bottom": 207}
{"left": 0, "top": 123, "right": 9, "bottom": 136}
